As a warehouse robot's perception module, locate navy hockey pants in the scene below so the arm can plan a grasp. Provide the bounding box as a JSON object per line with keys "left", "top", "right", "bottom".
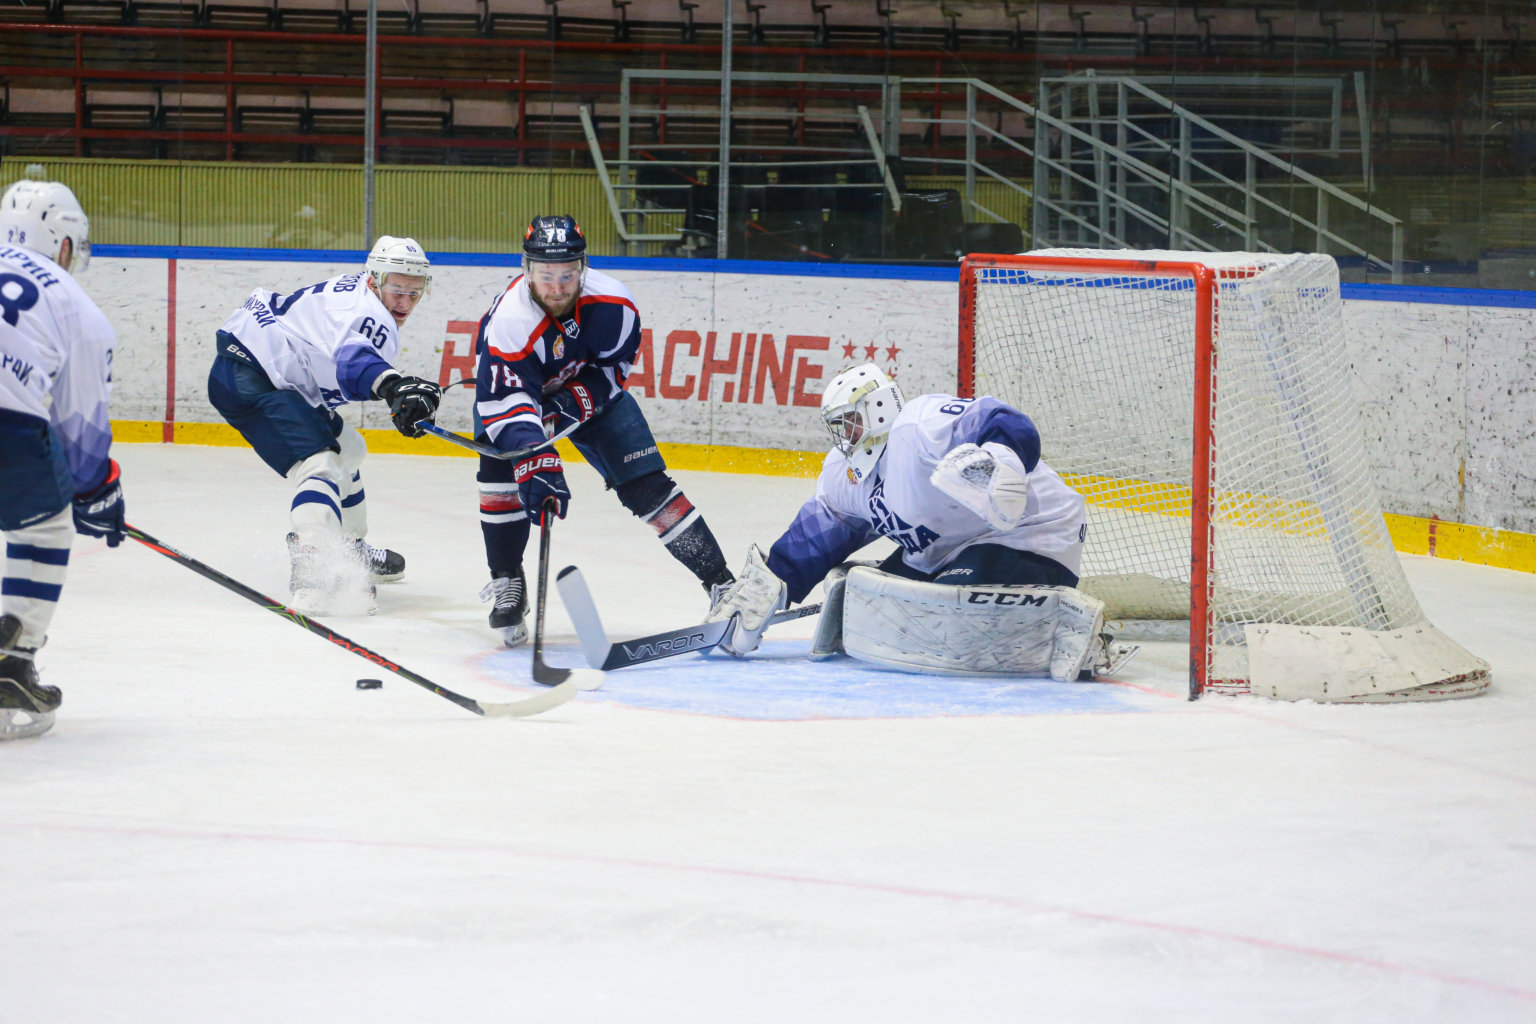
{"left": 878, "top": 543, "right": 1080, "bottom": 589}
{"left": 208, "top": 342, "right": 345, "bottom": 477}
{"left": 0, "top": 409, "right": 74, "bottom": 530}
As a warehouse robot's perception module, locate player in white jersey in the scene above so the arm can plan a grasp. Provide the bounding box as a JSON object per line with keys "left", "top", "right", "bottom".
{"left": 472, "top": 216, "right": 733, "bottom": 646}
{"left": 207, "top": 235, "right": 442, "bottom": 615}
{"left": 0, "top": 178, "right": 125, "bottom": 739}
{"left": 707, "top": 363, "right": 1109, "bottom": 678}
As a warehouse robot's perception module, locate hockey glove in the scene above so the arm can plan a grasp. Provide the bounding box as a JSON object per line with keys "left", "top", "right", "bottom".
{"left": 704, "top": 544, "right": 787, "bottom": 657}
{"left": 374, "top": 372, "right": 442, "bottom": 438}
{"left": 930, "top": 441, "right": 1032, "bottom": 531}
{"left": 73, "top": 459, "right": 126, "bottom": 547}
{"left": 514, "top": 449, "right": 571, "bottom": 525}
{"left": 541, "top": 365, "right": 607, "bottom": 439}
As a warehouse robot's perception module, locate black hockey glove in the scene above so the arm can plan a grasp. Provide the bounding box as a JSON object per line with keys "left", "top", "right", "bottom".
{"left": 541, "top": 365, "right": 607, "bottom": 439}
{"left": 73, "top": 459, "right": 126, "bottom": 547}
{"left": 375, "top": 372, "right": 442, "bottom": 437}
{"left": 513, "top": 449, "right": 570, "bottom": 525}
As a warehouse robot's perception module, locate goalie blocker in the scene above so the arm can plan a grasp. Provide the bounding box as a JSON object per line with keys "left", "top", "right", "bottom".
{"left": 813, "top": 566, "right": 1121, "bottom": 680}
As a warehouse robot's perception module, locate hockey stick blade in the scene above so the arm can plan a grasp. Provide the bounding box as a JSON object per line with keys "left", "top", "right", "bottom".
{"left": 125, "top": 525, "right": 582, "bottom": 719}
{"left": 556, "top": 565, "right": 821, "bottom": 671}
{"left": 529, "top": 511, "right": 606, "bottom": 690}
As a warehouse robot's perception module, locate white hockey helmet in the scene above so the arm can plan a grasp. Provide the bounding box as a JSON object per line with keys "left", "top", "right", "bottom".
{"left": 365, "top": 235, "right": 431, "bottom": 294}
{"left": 821, "top": 362, "right": 904, "bottom": 480}
{"left": 1, "top": 179, "right": 91, "bottom": 273}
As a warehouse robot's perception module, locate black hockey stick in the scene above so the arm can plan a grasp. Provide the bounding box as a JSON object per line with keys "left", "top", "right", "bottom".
{"left": 419, "top": 421, "right": 581, "bottom": 461}
{"left": 556, "top": 565, "right": 822, "bottom": 671}
{"left": 529, "top": 507, "right": 607, "bottom": 688}
{"left": 125, "top": 525, "right": 589, "bottom": 718}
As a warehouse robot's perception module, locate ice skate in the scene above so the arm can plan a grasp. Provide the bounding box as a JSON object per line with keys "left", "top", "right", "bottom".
{"left": 287, "top": 533, "right": 376, "bottom": 616}
{"left": 0, "top": 613, "right": 61, "bottom": 722}
{"left": 480, "top": 569, "right": 528, "bottom": 648}
{"left": 347, "top": 538, "right": 405, "bottom": 583}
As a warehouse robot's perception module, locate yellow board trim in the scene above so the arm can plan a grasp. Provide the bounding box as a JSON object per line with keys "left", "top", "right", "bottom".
{"left": 112, "top": 419, "right": 1536, "bottom": 574}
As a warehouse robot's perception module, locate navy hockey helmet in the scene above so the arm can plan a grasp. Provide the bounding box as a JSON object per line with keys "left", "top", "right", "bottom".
{"left": 523, "top": 215, "right": 586, "bottom": 263}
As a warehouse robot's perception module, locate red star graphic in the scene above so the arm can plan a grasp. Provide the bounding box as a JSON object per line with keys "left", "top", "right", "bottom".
{"left": 863, "top": 344, "right": 879, "bottom": 360}
{"left": 884, "top": 344, "right": 901, "bottom": 361}
{"left": 841, "top": 342, "right": 857, "bottom": 359}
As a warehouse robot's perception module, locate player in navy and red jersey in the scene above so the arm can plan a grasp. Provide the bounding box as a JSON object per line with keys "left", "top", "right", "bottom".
{"left": 472, "top": 215, "right": 733, "bottom": 646}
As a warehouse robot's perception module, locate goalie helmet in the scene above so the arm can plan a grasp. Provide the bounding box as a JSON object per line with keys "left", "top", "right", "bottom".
{"left": 365, "top": 235, "right": 431, "bottom": 293}
{"left": 1, "top": 179, "right": 91, "bottom": 273}
{"left": 523, "top": 215, "right": 586, "bottom": 264}
{"left": 821, "top": 363, "right": 904, "bottom": 481}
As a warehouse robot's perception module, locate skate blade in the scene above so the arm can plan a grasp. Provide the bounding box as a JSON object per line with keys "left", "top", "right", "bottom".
{"left": 1, "top": 708, "right": 55, "bottom": 740}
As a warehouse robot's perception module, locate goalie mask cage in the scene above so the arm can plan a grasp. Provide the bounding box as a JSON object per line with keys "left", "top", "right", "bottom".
{"left": 958, "top": 249, "right": 1489, "bottom": 703}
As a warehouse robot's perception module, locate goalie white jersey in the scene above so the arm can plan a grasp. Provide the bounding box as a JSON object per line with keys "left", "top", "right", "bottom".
{"left": 217, "top": 270, "right": 403, "bottom": 410}
{"left": 767, "top": 393, "right": 1086, "bottom": 604}
{"left": 0, "top": 243, "right": 117, "bottom": 492}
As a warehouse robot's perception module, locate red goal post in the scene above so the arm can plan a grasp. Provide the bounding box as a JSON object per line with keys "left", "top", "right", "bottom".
{"left": 958, "top": 249, "right": 1489, "bottom": 703}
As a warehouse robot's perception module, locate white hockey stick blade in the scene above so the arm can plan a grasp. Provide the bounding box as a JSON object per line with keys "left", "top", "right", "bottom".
{"left": 476, "top": 675, "right": 590, "bottom": 718}
{"left": 557, "top": 565, "right": 727, "bottom": 669}
{"left": 555, "top": 565, "right": 612, "bottom": 669}
{"left": 0, "top": 708, "right": 55, "bottom": 740}
{"left": 557, "top": 565, "right": 821, "bottom": 671}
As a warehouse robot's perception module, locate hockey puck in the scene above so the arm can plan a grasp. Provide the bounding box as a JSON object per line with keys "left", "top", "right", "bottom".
{"left": 356, "top": 678, "right": 383, "bottom": 690}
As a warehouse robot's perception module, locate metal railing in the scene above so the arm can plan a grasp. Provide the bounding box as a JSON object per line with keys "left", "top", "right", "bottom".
{"left": 577, "top": 68, "right": 1403, "bottom": 279}
{"left": 591, "top": 68, "right": 904, "bottom": 256}
{"left": 1025, "top": 71, "right": 1401, "bottom": 278}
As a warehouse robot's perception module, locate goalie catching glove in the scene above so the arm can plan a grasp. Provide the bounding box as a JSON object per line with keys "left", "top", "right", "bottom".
{"left": 704, "top": 544, "right": 787, "bottom": 657}
{"left": 929, "top": 442, "right": 1032, "bottom": 531}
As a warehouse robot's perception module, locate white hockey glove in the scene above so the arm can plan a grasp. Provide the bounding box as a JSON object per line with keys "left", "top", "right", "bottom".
{"left": 704, "top": 544, "right": 788, "bottom": 657}
{"left": 929, "top": 442, "right": 1032, "bottom": 531}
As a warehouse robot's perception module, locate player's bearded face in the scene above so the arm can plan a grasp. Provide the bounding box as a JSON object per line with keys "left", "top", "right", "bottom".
{"left": 527, "top": 260, "right": 583, "bottom": 318}
{"left": 376, "top": 274, "right": 427, "bottom": 325}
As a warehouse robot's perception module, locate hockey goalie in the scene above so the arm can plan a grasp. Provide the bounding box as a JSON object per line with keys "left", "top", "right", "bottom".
{"left": 706, "top": 363, "right": 1130, "bottom": 680}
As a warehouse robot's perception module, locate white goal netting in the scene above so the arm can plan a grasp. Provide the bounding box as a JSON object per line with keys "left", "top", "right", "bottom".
{"left": 961, "top": 249, "right": 1488, "bottom": 702}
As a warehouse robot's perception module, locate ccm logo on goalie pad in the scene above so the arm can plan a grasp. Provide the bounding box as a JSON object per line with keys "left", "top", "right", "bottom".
{"left": 620, "top": 631, "right": 710, "bottom": 661}
{"left": 965, "top": 591, "right": 1051, "bottom": 607}
{"left": 514, "top": 453, "right": 562, "bottom": 482}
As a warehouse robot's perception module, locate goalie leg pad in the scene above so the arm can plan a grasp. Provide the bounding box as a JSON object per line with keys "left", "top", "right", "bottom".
{"left": 1050, "top": 588, "right": 1108, "bottom": 682}
{"left": 840, "top": 568, "right": 1105, "bottom": 678}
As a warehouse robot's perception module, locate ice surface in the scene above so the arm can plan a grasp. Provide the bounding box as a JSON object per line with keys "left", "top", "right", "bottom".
{"left": 4, "top": 442, "right": 1534, "bottom": 1022}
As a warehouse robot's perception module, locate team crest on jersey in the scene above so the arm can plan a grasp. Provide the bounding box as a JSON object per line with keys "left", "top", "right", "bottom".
{"left": 846, "top": 466, "right": 859, "bottom": 484}
{"left": 867, "top": 478, "right": 939, "bottom": 556}
{"left": 553, "top": 335, "right": 566, "bottom": 359}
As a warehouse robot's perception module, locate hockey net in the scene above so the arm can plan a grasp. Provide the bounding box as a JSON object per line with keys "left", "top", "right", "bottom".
{"left": 959, "top": 249, "right": 1488, "bottom": 702}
